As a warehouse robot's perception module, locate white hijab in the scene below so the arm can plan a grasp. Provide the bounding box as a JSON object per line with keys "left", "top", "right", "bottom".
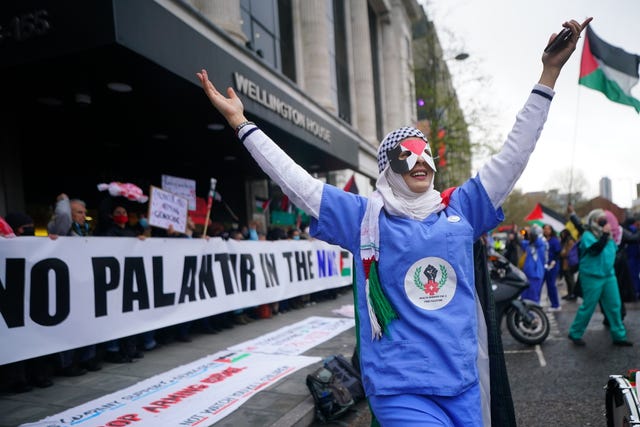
{"left": 359, "top": 126, "right": 445, "bottom": 339}
{"left": 360, "top": 166, "right": 445, "bottom": 262}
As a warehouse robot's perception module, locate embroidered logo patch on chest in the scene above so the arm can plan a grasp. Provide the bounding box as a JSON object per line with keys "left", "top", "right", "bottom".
{"left": 404, "top": 257, "right": 457, "bottom": 310}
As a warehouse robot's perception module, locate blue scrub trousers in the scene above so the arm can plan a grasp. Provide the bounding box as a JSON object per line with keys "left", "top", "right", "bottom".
{"left": 368, "top": 383, "right": 482, "bottom": 427}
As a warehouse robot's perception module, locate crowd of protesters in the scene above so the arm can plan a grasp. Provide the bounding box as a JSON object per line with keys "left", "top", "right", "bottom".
{"left": 4, "top": 188, "right": 640, "bottom": 396}
{"left": 492, "top": 206, "right": 640, "bottom": 348}
{"left": 0, "top": 191, "right": 345, "bottom": 394}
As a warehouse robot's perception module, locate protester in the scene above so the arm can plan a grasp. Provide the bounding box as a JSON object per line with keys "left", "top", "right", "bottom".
{"left": 601, "top": 210, "right": 640, "bottom": 327}
{"left": 559, "top": 228, "right": 578, "bottom": 300}
{"left": 0, "top": 212, "right": 55, "bottom": 392}
{"left": 567, "top": 209, "right": 632, "bottom": 347}
{"left": 542, "top": 224, "right": 562, "bottom": 311}
{"left": 196, "top": 17, "right": 591, "bottom": 426}
{"left": 504, "top": 229, "right": 521, "bottom": 267}
{"left": 97, "top": 203, "right": 148, "bottom": 363}
{"left": 47, "top": 193, "right": 100, "bottom": 375}
{"left": 622, "top": 216, "right": 640, "bottom": 300}
{"left": 519, "top": 224, "right": 548, "bottom": 304}
{"left": 0, "top": 216, "right": 15, "bottom": 237}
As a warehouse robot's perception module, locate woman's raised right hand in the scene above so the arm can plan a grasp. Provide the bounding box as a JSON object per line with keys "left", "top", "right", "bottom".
{"left": 196, "top": 69, "right": 248, "bottom": 129}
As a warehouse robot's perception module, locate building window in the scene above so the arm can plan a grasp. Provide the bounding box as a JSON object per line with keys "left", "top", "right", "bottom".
{"left": 368, "top": 4, "right": 383, "bottom": 140}
{"left": 278, "top": 0, "right": 296, "bottom": 81}
{"left": 325, "top": 0, "right": 338, "bottom": 112}
{"left": 332, "top": 0, "right": 350, "bottom": 123}
{"left": 240, "top": 0, "right": 281, "bottom": 70}
{"left": 325, "top": 0, "right": 350, "bottom": 121}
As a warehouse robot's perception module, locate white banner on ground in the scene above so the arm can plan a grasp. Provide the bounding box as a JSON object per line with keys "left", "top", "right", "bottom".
{"left": 229, "top": 316, "right": 355, "bottom": 355}
{"left": 20, "top": 350, "right": 320, "bottom": 427}
{"left": 0, "top": 237, "right": 353, "bottom": 364}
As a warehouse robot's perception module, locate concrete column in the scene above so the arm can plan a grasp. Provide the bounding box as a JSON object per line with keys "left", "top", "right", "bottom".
{"left": 349, "top": 0, "right": 377, "bottom": 143}
{"left": 298, "top": 0, "right": 334, "bottom": 111}
{"left": 380, "top": 5, "right": 415, "bottom": 133}
{"left": 190, "top": 0, "right": 247, "bottom": 44}
{"left": 380, "top": 10, "right": 403, "bottom": 131}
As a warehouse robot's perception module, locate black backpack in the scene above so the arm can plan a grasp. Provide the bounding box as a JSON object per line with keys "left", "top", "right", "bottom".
{"left": 306, "top": 354, "right": 363, "bottom": 423}
{"left": 323, "top": 354, "right": 365, "bottom": 402}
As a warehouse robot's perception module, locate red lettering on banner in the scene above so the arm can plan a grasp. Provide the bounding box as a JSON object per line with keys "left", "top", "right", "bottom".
{"left": 142, "top": 384, "right": 209, "bottom": 413}
{"left": 200, "top": 366, "right": 246, "bottom": 384}
{"left": 97, "top": 413, "right": 141, "bottom": 427}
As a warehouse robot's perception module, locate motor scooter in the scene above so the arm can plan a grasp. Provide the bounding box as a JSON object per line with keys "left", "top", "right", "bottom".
{"left": 488, "top": 250, "right": 550, "bottom": 345}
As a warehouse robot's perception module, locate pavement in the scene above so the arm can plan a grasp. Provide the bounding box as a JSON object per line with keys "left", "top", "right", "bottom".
{"left": 0, "top": 289, "right": 371, "bottom": 427}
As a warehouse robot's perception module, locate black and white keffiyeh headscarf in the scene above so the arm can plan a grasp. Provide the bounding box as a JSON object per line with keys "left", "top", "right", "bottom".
{"left": 585, "top": 208, "right": 607, "bottom": 239}
{"left": 360, "top": 126, "right": 445, "bottom": 339}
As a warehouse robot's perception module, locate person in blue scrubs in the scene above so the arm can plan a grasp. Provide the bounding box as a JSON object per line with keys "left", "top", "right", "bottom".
{"left": 520, "top": 224, "right": 548, "bottom": 304}
{"left": 196, "top": 17, "right": 592, "bottom": 427}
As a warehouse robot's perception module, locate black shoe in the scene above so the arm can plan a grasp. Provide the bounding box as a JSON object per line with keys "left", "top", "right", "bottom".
{"left": 32, "top": 377, "right": 54, "bottom": 388}
{"left": 562, "top": 294, "right": 577, "bottom": 301}
{"left": 104, "top": 351, "right": 130, "bottom": 363}
{"left": 10, "top": 381, "right": 33, "bottom": 393}
{"left": 80, "top": 359, "right": 102, "bottom": 372}
{"left": 62, "top": 366, "right": 88, "bottom": 377}
{"left": 613, "top": 340, "right": 634, "bottom": 347}
{"left": 143, "top": 342, "right": 158, "bottom": 351}
{"left": 568, "top": 335, "right": 586, "bottom": 346}
{"left": 221, "top": 321, "right": 234, "bottom": 329}
{"left": 176, "top": 335, "right": 193, "bottom": 342}
{"left": 130, "top": 351, "right": 144, "bottom": 359}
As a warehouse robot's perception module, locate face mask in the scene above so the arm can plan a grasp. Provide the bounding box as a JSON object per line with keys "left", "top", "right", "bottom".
{"left": 387, "top": 138, "right": 436, "bottom": 174}
{"left": 597, "top": 218, "right": 607, "bottom": 227}
{"left": 248, "top": 228, "right": 259, "bottom": 241}
{"left": 138, "top": 218, "right": 149, "bottom": 229}
{"left": 113, "top": 214, "right": 128, "bottom": 225}
{"left": 293, "top": 235, "right": 300, "bottom": 240}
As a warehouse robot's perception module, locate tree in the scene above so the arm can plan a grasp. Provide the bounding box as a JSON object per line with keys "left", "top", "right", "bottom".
{"left": 413, "top": 6, "right": 504, "bottom": 190}
{"left": 413, "top": 16, "right": 471, "bottom": 190}
{"left": 545, "top": 169, "right": 589, "bottom": 205}
{"left": 500, "top": 189, "right": 535, "bottom": 229}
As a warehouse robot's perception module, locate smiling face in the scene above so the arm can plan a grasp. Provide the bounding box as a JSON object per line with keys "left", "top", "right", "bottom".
{"left": 400, "top": 156, "right": 434, "bottom": 193}
{"left": 387, "top": 137, "right": 435, "bottom": 193}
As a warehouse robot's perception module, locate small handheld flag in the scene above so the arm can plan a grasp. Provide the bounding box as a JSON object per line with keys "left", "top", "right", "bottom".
{"left": 203, "top": 178, "right": 217, "bottom": 237}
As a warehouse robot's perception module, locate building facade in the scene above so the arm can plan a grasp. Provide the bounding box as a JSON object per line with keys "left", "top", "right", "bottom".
{"left": 0, "top": 0, "right": 442, "bottom": 232}
{"left": 412, "top": 7, "right": 471, "bottom": 190}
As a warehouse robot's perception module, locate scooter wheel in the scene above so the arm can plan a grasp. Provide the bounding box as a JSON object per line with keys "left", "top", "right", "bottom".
{"left": 506, "top": 305, "right": 550, "bottom": 345}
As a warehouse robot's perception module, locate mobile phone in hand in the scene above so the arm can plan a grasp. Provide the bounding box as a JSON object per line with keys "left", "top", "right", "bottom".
{"left": 544, "top": 28, "right": 573, "bottom": 53}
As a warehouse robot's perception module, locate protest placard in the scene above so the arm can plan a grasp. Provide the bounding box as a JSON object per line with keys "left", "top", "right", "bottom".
{"left": 148, "top": 185, "right": 189, "bottom": 233}
{"left": 161, "top": 174, "right": 196, "bottom": 210}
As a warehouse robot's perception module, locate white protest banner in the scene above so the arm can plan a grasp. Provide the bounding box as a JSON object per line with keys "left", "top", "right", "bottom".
{"left": 20, "top": 350, "right": 320, "bottom": 427}
{"left": 161, "top": 174, "right": 197, "bottom": 210}
{"left": 0, "top": 237, "right": 353, "bottom": 364}
{"left": 148, "top": 185, "right": 189, "bottom": 233}
{"left": 228, "top": 316, "right": 355, "bottom": 355}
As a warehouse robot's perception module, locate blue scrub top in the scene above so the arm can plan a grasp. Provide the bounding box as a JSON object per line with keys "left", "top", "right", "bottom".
{"left": 310, "top": 176, "right": 503, "bottom": 397}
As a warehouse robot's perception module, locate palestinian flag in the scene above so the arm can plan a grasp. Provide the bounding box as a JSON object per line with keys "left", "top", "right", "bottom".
{"left": 255, "top": 197, "right": 271, "bottom": 213}
{"left": 524, "top": 203, "right": 566, "bottom": 232}
{"left": 343, "top": 173, "right": 359, "bottom": 194}
{"left": 579, "top": 26, "right": 640, "bottom": 113}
